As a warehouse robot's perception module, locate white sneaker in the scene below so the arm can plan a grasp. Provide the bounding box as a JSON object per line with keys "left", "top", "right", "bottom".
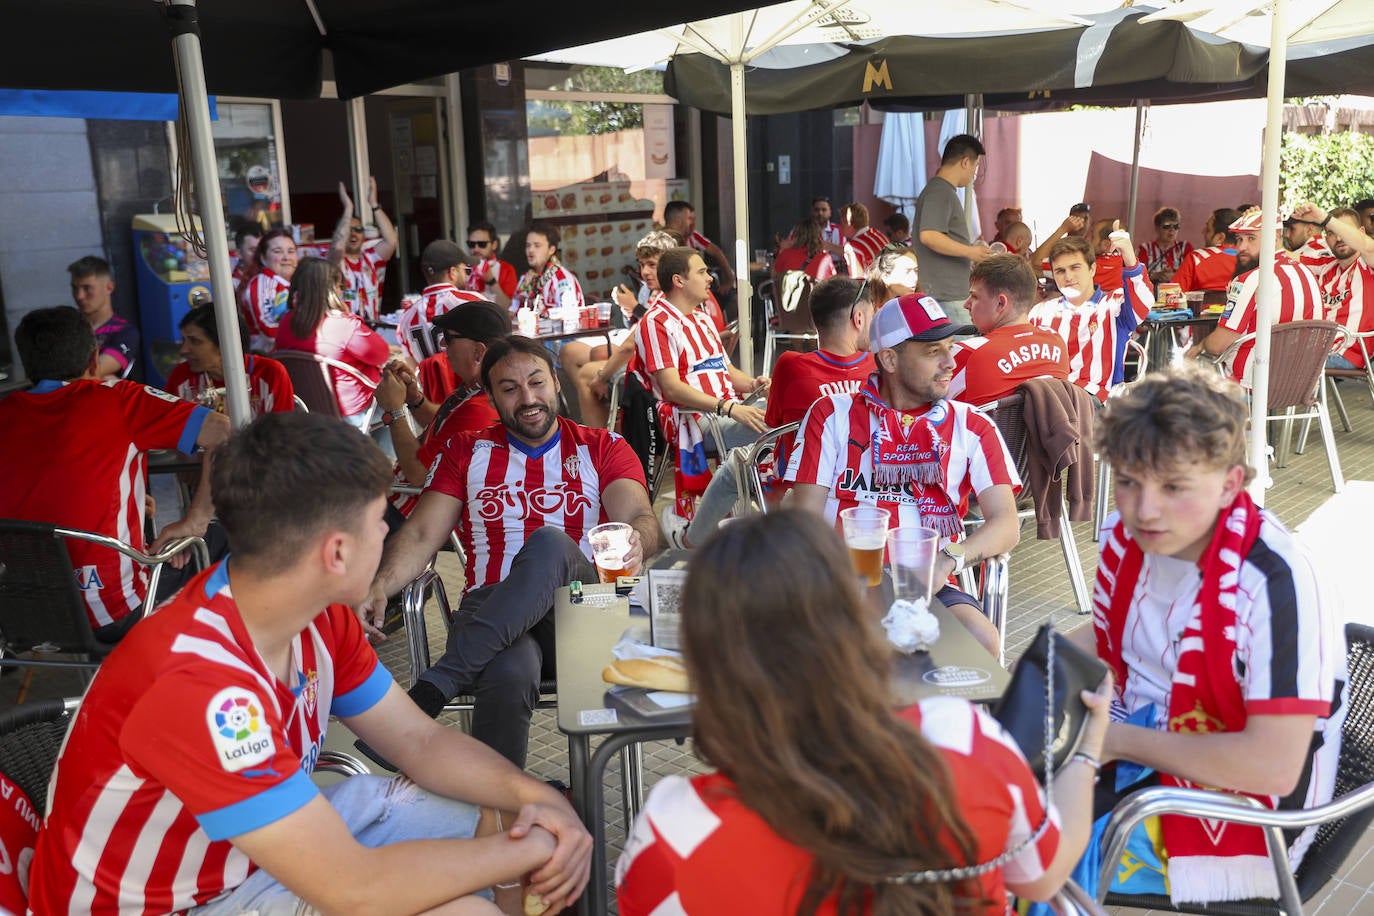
{"left": 660, "top": 506, "right": 691, "bottom": 550}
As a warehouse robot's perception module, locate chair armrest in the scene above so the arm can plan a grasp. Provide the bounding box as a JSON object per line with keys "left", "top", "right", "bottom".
{"left": 315, "top": 750, "right": 371, "bottom": 778}
{"left": 54, "top": 527, "right": 209, "bottom": 571}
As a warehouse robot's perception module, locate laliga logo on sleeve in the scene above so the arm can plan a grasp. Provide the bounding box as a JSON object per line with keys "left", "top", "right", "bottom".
{"left": 206, "top": 687, "right": 275, "bottom": 773}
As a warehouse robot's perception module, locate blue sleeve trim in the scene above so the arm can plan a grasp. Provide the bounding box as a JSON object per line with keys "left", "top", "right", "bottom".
{"left": 196, "top": 769, "right": 318, "bottom": 840}
{"left": 177, "top": 406, "right": 211, "bottom": 455}
{"left": 1121, "top": 263, "right": 1145, "bottom": 278}
{"left": 333, "top": 662, "right": 391, "bottom": 717}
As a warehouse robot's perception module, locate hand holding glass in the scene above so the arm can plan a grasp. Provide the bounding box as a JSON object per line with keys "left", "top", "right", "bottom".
{"left": 588, "top": 522, "right": 634, "bottom": 583}
{"left": 839, "top": 506, "right": 891, "bottom": 587}
{"left": 888, "top": 527, "right": 939, "bottom": 604}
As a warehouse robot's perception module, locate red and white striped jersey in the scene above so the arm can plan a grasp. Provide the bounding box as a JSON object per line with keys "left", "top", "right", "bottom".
{"left": 634, "top": 298, "right": 737, "bottom": 405}
{"left": 784, "top": 394, "right": 1019, "bottom": 532}
{"left": 424, "top": 417, "right": 646, "bottom": 593}
{"left": 238, "top": 268, "right": 291, "bottom": 351}
{"left": 1028, "top": 265, "right": 1154, "bottom": 401}
{"left": 843, "top": 226, "right": 890, "bottom": 276}
{"left": 616, "top": 697, "right": 1060, "bottom": 916}
{"left": 391, "top": 384, "right": 500, "bottom": 517}
{"left": 513, "top": 263, "right": 584, "bottom": 314}
{"left": 339, "top": 239, "right": 388, "bottom": 322}
{"left": 0, "top": 379, "right": 205, "bottom": 629}
{"left": 1322, "top": 258, "right": 1374, "bottom": 368}
{"left": 28, "top": 562, "right": 390, "bottom": 914}
{"left": 466, "top": 257, "right": 519, "bottom": 300}
{"left": 820, "top": 220, "right": 844, "bottom": 248}
{"left": 1137, "top": 239, "right": 1194, "bottom": 278}
{"left": 686, "top": 231, "right": 714, "bottom": 253}
{"left": 951, "top": 324, "right": 1070, "bottom": 407}
{"left": 1219, "top": 255, "right": 1323, "bottom": 385}
{"left": 1171, "top": 245, "right": 1237, "bottom": 292}
{"left": 164, "top": 354, "right": 295, "bottom": 417}
{"left": 395, "top": 283, "right": 489, "bottom": 364}
{"left": 1298, "top": 236, "right": 1340, "bottom": 283}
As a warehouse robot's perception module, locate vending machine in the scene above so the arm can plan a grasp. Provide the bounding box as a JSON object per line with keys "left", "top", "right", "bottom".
{"left": 131, "top": 214, "right": 214, "bottom": 387}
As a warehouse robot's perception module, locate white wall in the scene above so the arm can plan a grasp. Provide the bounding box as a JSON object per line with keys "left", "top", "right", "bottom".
{"left": 0, "top": 115, "right": 103, "bottom": 383}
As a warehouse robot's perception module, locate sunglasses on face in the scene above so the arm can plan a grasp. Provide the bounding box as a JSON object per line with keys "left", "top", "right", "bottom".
{"left": 467, "top": 239, "right": 493, "bottom": 249}
{"left": 442, "top": 332, "right": 465, "bottom": 344}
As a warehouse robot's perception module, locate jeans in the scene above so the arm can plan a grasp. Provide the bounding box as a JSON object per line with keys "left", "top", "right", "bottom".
{"left": 683, "top": 414, "right": 773, "bottom": 544}
{"left": 418, "top": 527, "right": 597, "bottom": 767}
{"left": 191, "top": 775, "right": 483, "bottom": 914}
{"left": 1327, "top": 353, "right": 1358, "bottom": 370}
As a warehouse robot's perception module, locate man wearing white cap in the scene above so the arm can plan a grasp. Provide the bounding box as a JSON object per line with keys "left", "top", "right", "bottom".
{"left": 1187, "top": 208, "right": 1323, "bottom": 386}
{"left": 786, "top": 293, "right": 1021, "bottom": 654}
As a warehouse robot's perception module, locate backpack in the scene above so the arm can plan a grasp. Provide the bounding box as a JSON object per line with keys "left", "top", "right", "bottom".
{"left": 775, "top": 253, "right": 819, "bottom": 333}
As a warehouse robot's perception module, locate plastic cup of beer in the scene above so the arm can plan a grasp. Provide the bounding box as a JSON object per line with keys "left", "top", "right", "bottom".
{"left": 888, "top": 527, "right": 939, "bottom": 604}
{"left": 588, "top": 522, "right": 634, "bottom": 584}
{"left": 839, "top": 506, "right": 890, "bottom": 587}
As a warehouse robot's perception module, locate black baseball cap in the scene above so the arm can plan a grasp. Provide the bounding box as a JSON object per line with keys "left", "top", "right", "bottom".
{"left": 432, "top": 300, "right": 511, "bottom": 343}
{"left": 421, "top": 239, "right": 477, "bottom": 272}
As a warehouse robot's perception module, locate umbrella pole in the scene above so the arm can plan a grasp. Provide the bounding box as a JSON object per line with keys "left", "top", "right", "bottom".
{"left": 1248, "top": 0, "right": 1288, "bottom": 503}
{"left": 166, "top": 0, "right": 249, "bottom": 429}
{"left": 1127, "top": 100, "right": 1145, "bottom": 233}
{"left": 731, "top": 19, "right": 753, "bottom": 375}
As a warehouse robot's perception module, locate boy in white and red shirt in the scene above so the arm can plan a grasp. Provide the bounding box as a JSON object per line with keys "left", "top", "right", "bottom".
{"left": 394, "top": 238, "right": 489, "bottom": 394}
{"left": 1171, "top": 207, "right": 1239, "bottom": 293}
{"left": 1187, "top": 208, "right": 1323, "bottom": 386}
{"left": 360, "top": 336, "right": 658, "bottom": 768}
{"left": 635, "top": 246, "right": 768, "bottom": 529}
{"left": 0, "top": 307, "right": 230, "bottom": 640}
{"left": 953, "top": 253, "right": 1069, "bottom": 406}
{"left": 30, "top": 413, "right": 587, "bottom": 915}
{"left": 1289, "top": 202, "right": 1374, "bottom": 370}
{"left": 664, "top": 200, "right": 736, "bottom": 296}
{"left": 329, "top": 177, "right": 398, "bottom": 322}
{"left": 1029, "top": 229, "right": 1153, "bottom": 401}
{"left": 786, "top": 294, "right": 1020, "bottom": 655}
{"left": 841, "top": 201, "right": 890, "bottom": 277}
{"left": 1137, "top": 206, "right": 1194, "bottom": 285}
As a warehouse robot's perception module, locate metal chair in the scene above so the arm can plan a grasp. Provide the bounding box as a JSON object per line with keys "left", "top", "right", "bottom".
{"left": 1216, "top": 320, "right": 1348, "bottom": 492}
{"left": 273, "top": 349, "right": 379, "bottom": 422}
{"left": 0, "top": 519, "right": 208, "bottom": 673}
{"left": 1323, "top": 329, "right": 1374, "bottom": 432}
{"left": 397, "top": 564, "right": 646, "bottom": 832}
{"left": 741, "top": 421, "right": 802, "bottom": 513}
{"left": 975, "top": 391, "right": 1094, "bottom": 620}
{"left": 647, "top": 408, "right": 734, "bottom": 504}
{"left": 0, "top": 696, "right": 81, "bottom": 814}
{"left": 1098, "top": 622, "right": 1374, "bottom": 915}
{"left": 761, "top": 276, "right": 820, "bottom": 370}
{"left": 1093, "top": 338, "right": 1149, "bottom": 541}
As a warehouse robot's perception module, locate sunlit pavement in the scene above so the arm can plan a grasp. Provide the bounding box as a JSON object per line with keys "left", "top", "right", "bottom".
{"left": 10, "top": 379, "right": 1374, "bottom": 913}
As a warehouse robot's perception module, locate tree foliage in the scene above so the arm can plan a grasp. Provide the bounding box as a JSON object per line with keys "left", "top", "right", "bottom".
{"left": 526, "top": 66, "right": 665, "bottom": 137}
{"left": 1280, "top": 130, "right": 1374, "bottom": 212}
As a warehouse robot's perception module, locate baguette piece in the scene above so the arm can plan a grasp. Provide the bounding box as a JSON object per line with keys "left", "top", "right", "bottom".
{"left": 602, "top": 656, "right": 690, "bottom": 693}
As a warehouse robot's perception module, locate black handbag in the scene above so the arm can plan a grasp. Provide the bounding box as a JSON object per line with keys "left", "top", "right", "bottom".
{"left": 992, "top": 623, "right": 1109, "bottom": 780}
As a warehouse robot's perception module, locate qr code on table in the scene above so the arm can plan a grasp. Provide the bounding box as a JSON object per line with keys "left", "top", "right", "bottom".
{"left": 649, "top": 568, "right": 687, "bottom": 651}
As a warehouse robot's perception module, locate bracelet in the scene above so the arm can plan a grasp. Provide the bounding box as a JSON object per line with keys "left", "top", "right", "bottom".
{"left": 726, "top": 402, "right": 735, "bottom": 418}
{"left": 1068, "top": 751, "right": 1101, "bottom": 772}
{"left": 405, "top": 393, "right": 424, "bottom": 410}
{"left": 715, "top": 397, "right": 725, "bottom": 417}
{"left": 1321, "top": 213, "right": 1332, "bottom": 228}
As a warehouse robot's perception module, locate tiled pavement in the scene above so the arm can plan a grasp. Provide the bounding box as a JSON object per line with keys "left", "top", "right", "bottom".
{"left": 8, "top": 380, "right": 1374, "bottom": 913}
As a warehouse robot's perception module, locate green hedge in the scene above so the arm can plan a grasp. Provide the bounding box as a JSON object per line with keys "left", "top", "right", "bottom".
{"left": 1280, "top": 131, "right": 1374, "bottom": 211}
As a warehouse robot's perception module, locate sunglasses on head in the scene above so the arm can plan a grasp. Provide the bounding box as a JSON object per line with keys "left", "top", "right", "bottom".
{"left": 849, "top": 279, "right": 869, "bottom": 322}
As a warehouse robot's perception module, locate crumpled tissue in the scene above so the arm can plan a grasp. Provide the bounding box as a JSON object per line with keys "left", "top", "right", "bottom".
{"left": 882, "top": 598, "right": 940, "bottom": 653}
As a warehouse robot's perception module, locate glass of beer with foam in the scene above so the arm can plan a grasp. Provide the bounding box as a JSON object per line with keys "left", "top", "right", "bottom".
{"left": 588, "top": 522, "right": 634, "bottom": 584}
{"left": 839, "top": 506, "right": 890, "bottom": 587}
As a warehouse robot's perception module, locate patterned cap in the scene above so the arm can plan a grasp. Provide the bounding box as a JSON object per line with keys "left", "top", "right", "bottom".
{"left": 870, "top": 293, "right": 976, "bottom": 352}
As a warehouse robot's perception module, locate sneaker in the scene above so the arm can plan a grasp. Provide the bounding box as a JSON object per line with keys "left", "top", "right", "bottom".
{"left": 379, "top": 595, "right": 406, "bottom": 636}
{"left": 660, "top": 506, "right": 691, "bottom": 550}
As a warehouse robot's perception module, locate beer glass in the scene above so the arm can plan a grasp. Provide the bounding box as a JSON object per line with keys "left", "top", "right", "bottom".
{"left": 888, "top": 527, "right": 939, "bottom": 604}
{"left": 588, "top": 522, "right": 634, "bottom": 583}
{"left": 839, "top": 506, "right": 890, "bottom": 587}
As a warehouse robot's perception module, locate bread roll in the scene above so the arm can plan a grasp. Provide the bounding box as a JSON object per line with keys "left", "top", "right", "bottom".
{"left": 602, "top": 656, "right": 690, "bottom": 693}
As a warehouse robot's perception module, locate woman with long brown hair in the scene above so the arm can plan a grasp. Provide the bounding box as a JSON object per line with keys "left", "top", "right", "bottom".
{"left": 273, "top": 257, "right": 390, "bottom": 428}
{"left": 772, "top": 218, "right": 839, "bottom": 294}
{"left": 617, "top": 510, "right": 1109, "bottom": 915}
{"left": 239, "top": 227, "right": 298, "bottom": 352}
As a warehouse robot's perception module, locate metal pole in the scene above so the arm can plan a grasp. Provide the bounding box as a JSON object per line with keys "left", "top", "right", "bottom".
{"left": 166, "top": 0, "right": 250, "bottom": 428}
{"left": 1248, "top": 0, "right": 1288, "bottom": 503}
{"left": 1127, "top": 100, "right": 1145, "bottom": 233}
{"left": 444, "top": 72, "right": 470, "bottom": 239}
{"left": 731, "top": 14, "right": 753, "bottom": 375}
{"left": 346, "top": 97, "right": 371, "bottom": 224}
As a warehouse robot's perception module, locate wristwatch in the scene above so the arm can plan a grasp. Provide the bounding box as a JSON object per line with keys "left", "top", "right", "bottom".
{"left": 941, "top": 542, "right": 967, "bottom": 576}
{"left": 380, "top": 405, "right": 409, "bottom": 427}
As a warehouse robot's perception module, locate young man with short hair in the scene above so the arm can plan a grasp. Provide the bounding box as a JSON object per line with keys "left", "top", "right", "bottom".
{"left": 952, "top": 253, "right": 1069, "bottom": 406}
{"left": 1290, "top": 201, "right": 1374, "bottom": 370}
{"left": 1029, "top": 227, "right": 1152, "bottom": 401}
{"left": 1137, "top": 207, "right": 1194, "bottom": 284}
{"left": 1072, "top": 368, "right": 1345, "bottom": 906}
{"left": 1171, "top": 207, "right": 1240, "bottom": 293}
{"left": 232, "top": 225, "right": 262, "bottom": 299}
{"left": 663, "top": 201, "right": 735, "bottom": 295}
{"left": 786, "top": 294, "right": 1020, "bottom": 655}
{"left": 395, "top": 238, "right": 489, "bottom": 403}
{"left": 911, "top": 134, "right": 991, "bottom": 327}
{"left": 329, "top": 176, "right": 399, "bottom": 322}
{"left": 68, "top": 254, "right": 138, "bottom": 379}
{"left": 465, "top": 220, "right": 519, "bottom": 310}
{"left": 30, "top": 412, "right": 589, "bottom": 915}
{"left": 840, "top": 202, "right": 890, "bottom": 277}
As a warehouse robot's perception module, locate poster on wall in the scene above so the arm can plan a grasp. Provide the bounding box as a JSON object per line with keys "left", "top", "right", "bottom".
{"left": 532, "top": 180, "right": 663, "bottom": 301}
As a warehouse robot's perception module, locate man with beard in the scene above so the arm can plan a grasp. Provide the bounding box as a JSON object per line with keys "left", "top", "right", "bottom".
{"left": 329, "top": 176, "right": 399, "bottom": 322}
{"left": 1289, "top": 202, "right": 1374, "bottom": 370}
{"left": 357, "top": 336, "right": 658, "bottom": 767}
{"left": 1188, "top": 208, "right": 1323, "bottom": 386}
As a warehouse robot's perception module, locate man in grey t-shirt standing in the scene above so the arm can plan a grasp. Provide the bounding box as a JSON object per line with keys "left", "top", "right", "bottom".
{"left": 911, "top": 133, "right": 991, "bottom": 330}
